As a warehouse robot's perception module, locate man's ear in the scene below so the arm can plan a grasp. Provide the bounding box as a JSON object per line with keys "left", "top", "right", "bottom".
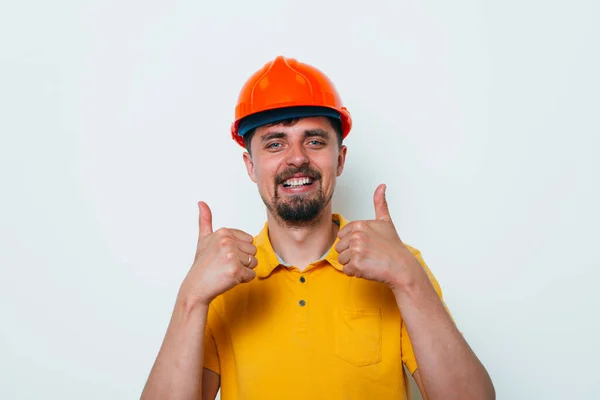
{"left": 336, "top": 145, "right": 347, "bottom": 176}
{"left": 243, "top": 152, "right": 257, "bottom": 183}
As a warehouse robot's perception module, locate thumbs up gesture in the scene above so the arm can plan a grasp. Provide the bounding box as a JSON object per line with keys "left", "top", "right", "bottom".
{"left": 178, "top": 201, "right": 258, "bottom": 307}
{"left": 335, "top": 184, "right": 422, "bottom": 291}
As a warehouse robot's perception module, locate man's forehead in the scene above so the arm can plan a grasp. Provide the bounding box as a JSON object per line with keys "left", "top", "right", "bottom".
{"left": 256, "top": 116, "right": 334, "bottom": 137}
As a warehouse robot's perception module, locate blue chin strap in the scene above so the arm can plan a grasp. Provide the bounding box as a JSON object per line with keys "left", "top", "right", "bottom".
{"left": 237, "top": 106, "right": 341, "bottom": 138}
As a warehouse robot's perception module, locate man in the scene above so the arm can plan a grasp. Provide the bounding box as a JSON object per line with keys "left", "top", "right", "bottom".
{"left": 141, "top": 56, "right": 495, "bottom": 400}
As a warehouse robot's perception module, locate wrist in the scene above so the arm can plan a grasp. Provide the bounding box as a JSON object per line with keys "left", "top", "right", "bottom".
{"left": 171, "top": 296, "right": 209, "bottom": 336}
{"left": 176, "top": 291, "right": 211, "bottom": 315}
{"left": 389, "top": 257, "right": 430, "bottom": 297}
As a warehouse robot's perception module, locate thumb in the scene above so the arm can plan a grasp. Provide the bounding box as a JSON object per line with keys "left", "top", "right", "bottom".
{"left": 373, "top": 184, "right": 392, "bottom": 222}
{"left": 198, "top": 201, "right": 213, "bottom": 239}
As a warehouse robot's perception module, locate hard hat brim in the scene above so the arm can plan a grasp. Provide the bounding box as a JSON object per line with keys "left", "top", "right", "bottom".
{"left": 237, "top": 106, "right": 341, "bottom": 139}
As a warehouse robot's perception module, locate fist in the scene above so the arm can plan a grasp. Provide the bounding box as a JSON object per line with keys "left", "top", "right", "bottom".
{"left": 335, "top": 184, "right": 421, "bottom": 290}
{"left": 179, "top": 201, "right": 258, "bottom": 307}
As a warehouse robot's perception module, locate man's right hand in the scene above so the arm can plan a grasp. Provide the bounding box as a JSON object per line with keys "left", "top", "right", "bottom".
{"left": 178, "top": 201, "right": 258, "bottom": 307}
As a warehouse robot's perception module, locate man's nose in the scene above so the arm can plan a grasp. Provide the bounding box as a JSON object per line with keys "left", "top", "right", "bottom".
{"left": 285, "top": 142, "right": 309, "bottom": 167}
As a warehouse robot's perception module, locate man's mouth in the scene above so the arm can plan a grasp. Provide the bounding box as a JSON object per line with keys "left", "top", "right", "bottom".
{"left": 281, "top": 177, "right": 315, "bottom": 188}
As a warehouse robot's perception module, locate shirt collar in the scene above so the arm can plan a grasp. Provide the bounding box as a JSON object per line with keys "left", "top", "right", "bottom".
{"left": 254, "top": 213, "right": 348, "bottom": 278}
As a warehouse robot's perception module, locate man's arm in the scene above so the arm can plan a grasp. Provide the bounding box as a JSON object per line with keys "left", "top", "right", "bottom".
{"left": 335, "top": 184, "right": 494, "bottom": 400}
{"left": 202, "top": 369, "right": 220, "bottom": 400}
{"left": 141, "top": 296, "right": 222, "bottom": 400}
{"left": 141, "top": 299, "right": 209, "bottom": 400}
{"left": 395, "top": 273, "right": 495, "bottom": 400}
{"left": 141, "top": 201, "right": 257, "bottom": 399}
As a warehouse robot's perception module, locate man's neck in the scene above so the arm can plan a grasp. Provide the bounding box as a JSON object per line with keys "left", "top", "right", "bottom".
{"left": 267, "top": 206, "right": 339, "bottom": 272}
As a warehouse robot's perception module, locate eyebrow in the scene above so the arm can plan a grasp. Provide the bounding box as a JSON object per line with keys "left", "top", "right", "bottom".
{"left": 260, "top": 129, "right": 331, "bottom": 143}
{"left": 261, "top": 132, "right": 286, "bottom": 143}
{"left": 305, "top": 129, "right": 330, "bottom": 140}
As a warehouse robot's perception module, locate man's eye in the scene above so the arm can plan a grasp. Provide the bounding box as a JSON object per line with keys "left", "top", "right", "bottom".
{"left": 309, "top": 140, "right": 324, "bottom": 146}
{"left": 267, "top": 142, "right": 281, "bottom": 149}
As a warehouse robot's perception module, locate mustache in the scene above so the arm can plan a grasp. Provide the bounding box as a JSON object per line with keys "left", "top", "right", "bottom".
{"left": 275, "top": 165, "right": 322, "bottom": 185}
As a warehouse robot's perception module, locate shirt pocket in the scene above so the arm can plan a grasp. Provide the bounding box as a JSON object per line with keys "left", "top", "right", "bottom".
{"left": 333, "top": 307, "right": 382, "bottom": 367}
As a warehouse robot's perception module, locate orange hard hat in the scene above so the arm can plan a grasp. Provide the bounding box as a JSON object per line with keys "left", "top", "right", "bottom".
{"left": 230, "top": 56, "right": 352, "bottom": 148}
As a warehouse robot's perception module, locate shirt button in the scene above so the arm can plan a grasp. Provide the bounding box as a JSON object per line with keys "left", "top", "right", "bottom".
{"left": 299, "top": 300, "right": 306, "bottom": 307}
{"left": 299, "top": 276, "right": 306, "bottom": 283}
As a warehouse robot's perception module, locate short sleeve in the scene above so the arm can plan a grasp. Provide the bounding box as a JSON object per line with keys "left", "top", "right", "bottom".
{"left": 203, "top": 304, "right": 221, "bottom": 375}
{"left": 400, "top": 244, "right": 455, "bottom": 374}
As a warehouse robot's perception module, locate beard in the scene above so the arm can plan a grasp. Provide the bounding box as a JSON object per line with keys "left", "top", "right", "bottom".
{"left": 274, "top": 181, "right": 329, "bottom": 224}
{"left": 261, "top": 165, "right": 332, "bottom": 227}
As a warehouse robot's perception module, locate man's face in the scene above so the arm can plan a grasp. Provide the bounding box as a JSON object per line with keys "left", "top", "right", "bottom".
{"left": 243, "top": 116, "right": 347, "bottom": 226}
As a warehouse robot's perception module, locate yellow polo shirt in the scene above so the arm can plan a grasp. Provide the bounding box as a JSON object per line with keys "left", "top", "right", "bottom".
{"left": 203, "top": 214, "right": 448, "bottom": 399}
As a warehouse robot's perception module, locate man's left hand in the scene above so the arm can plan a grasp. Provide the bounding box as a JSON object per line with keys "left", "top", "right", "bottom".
{"left": 335, "top": 184, "right": 424, "bottom": 291}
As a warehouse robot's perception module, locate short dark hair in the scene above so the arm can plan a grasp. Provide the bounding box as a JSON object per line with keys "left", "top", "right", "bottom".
{"left": 244, "top": 116, "right": 343, "bottom": 154}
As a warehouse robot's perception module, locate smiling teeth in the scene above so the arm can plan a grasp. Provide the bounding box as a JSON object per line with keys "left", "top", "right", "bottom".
{"left": 283, "top": 177, "right": 312, "bottom": 187}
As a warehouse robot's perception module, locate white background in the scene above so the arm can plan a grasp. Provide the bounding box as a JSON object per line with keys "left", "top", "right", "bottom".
{"left": 1, "top": 0, "right": 599, "bottom": 399}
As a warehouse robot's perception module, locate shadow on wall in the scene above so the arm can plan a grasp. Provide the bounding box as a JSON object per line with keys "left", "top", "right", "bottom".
{"left": 407, "top": 367, "right": 424, "bottom": 400}
{"left": 331, "top": 147, "right": 383, "bottom": 222}
{"left": 333, "top": 191, "right": 358, "bottom": 220}
{"left": 332, "top": 175, "right": 367, "bottom": 221}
